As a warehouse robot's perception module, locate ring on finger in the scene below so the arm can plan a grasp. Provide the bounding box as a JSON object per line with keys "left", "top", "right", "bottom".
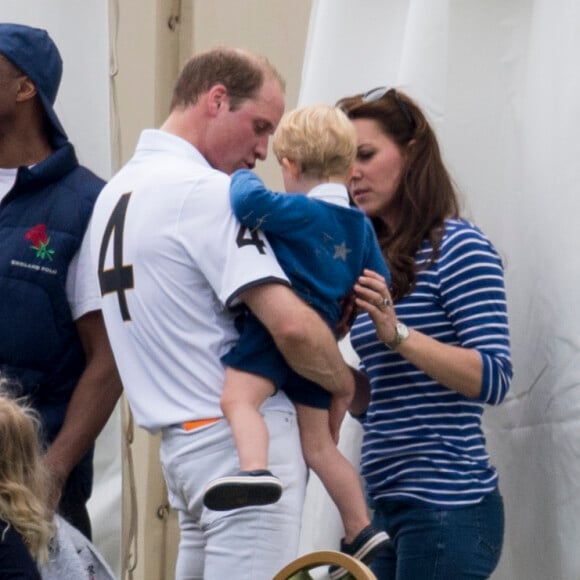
{"left": 376, "top": 296, "right": 391, "bottom": 311}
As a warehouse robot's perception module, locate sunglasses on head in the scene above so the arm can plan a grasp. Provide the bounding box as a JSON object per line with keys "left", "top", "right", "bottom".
{"left": 361, "top": 86, "right": 416, "bottom": 132}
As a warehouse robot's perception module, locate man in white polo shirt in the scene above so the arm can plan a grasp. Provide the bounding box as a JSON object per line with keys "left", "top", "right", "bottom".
{"left": 89, "top": 47, "right": 355, "bottom": 579}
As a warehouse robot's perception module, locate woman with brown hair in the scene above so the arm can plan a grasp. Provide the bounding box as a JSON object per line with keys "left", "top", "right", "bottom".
{"left": 337, "top": 87, "right": 513, "bottom": 579}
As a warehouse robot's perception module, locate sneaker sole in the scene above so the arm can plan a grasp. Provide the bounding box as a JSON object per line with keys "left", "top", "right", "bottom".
{"left": 328, "top": 531, "right": 389, "bottom": 580}
{"left": 203, "top": 475, "right": 282, "bottom": 511}
{"left": 353, "top": 530, "right": 389, "bottom": 563}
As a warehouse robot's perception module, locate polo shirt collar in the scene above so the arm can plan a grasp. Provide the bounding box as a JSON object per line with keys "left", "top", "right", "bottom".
{"left": 307, "top": 182, "right": 350, "bottom": 208}
{"left": 136, "top": 129, "right": 211, "bottom": 168}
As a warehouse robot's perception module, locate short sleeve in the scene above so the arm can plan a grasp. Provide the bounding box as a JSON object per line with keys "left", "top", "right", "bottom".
{"left": 66, "top": 226, "right": 102, "bottom": 320}
{"left": 177, "top": 171, "right": 289, "bottom": 308}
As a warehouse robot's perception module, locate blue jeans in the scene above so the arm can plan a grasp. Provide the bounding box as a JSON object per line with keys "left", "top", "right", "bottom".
{"left": 370, "top": 489, "right": 504, "bottom": 579}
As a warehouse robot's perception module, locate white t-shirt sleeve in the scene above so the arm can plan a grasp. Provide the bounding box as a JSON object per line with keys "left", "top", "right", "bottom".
{"left": 178, "top": 171, "right": 289, "bottom": 308}
{"left": 66, "top": 226, "right": 102, "bottom": 320}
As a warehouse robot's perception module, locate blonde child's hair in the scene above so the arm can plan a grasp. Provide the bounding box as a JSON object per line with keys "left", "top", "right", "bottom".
{"left": 0, "top": 381, "right": 54, "bottom": 563}
{"left": 272, "top": 104, "right": 357, "bottom": 180}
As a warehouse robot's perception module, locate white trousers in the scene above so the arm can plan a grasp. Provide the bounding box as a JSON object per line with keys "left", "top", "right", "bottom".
{"left": 160, "top": 408, "right": 307, "bottom": 580}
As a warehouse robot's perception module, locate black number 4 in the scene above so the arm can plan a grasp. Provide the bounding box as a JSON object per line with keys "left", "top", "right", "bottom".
{"left": 98, "top": 192, "right": 134, "bottom": 321}
{"left": 236, "top": 225, "right": 266, "bottom": 254}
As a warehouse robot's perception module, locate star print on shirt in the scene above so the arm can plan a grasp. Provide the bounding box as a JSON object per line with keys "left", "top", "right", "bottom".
{"left": 333, "top": 242, "right": 352, "bottom": 261}
{"left": 242, "top": 212, "right": 270, "bottom": 230}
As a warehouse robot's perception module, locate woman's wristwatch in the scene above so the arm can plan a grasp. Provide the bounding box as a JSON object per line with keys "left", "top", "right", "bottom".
{"left": 385, "top": 321, "right": 409, "bottom": 349}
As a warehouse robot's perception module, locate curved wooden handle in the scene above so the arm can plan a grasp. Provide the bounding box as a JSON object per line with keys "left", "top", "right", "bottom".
{"left": 273, "top": 549, "right": 377, "bottom": 580}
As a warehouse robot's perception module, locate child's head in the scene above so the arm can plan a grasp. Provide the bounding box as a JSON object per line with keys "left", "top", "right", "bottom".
{"left": 0, "top": 389, "right": 44, "bottom": 486}
{"left": 0, "top": 381, "right": 53, "bottom": 562}
{"left": 272, "top": 104, "right": 356, "bottom": 182}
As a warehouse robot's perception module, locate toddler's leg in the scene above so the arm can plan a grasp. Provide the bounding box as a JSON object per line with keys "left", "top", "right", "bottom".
{"left": 295, "top": 403, "right": 388, "bottom": 579}
{"left": 221, "top": 367, "right": 274, "bottom": 470}
{"left": 296, "top": 403, "right": 369, "bottom": 541}
{"left": 203, "top": 368, "right": 281, "bottom": 511}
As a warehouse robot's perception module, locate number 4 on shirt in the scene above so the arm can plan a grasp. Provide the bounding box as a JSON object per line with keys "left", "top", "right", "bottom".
{"left": 235, "top": 225, "right": 266, "bottom": 254}
{"left": 98, "top": 192, "right": 134, "bottom": 321}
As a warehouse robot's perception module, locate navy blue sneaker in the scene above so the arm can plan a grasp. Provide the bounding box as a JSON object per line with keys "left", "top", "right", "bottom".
{"left": 203, "top": 469, "right": 282, "bottom": 511}
{"left": 328, "top": 524, "right": 389, "bottom": 580}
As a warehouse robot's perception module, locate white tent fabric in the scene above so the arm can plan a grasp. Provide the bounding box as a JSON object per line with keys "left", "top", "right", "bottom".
{"left": 4, "top": 2, "right": 580, "bottom": 578}
{"left": 298, "top": 1, "right": 580, "bottom": 579}
{"left": 0, "top": 2, "right": 121, "bottom": 576}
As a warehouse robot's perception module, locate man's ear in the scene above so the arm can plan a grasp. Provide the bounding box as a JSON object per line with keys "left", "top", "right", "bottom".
{"left": 15, "top": 76, "right": 37, "bottom": 103}
{"left": 206, "top": 84, "right": 228, "bottom": 116}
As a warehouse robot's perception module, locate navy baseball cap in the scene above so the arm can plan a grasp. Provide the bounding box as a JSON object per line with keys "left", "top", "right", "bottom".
{"left": 0, "top": 23, "right": 67, "bottom": 142}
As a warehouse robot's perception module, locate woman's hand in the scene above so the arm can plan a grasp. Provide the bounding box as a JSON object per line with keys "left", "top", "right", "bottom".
{"left": 354, "top": 270, "right": 485, "bottom": 399}
{"left": 354, "top": 269, "right": 398, "bottom": 346}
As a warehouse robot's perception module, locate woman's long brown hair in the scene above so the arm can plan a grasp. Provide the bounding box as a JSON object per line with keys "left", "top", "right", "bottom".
{"left": 337, "top": 90, "right": 460, "bottom": 301}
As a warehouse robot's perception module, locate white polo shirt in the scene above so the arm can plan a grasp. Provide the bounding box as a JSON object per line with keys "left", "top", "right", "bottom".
{"left": 89, "top": 130, "right": 292, "bottom": 432}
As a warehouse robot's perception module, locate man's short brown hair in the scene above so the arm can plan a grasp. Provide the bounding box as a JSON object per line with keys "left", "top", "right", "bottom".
{"left": 170, "top": 46, "right": 285, "bottom": 112}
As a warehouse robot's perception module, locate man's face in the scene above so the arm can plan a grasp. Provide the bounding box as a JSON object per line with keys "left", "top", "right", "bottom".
{"left": 0, "top": 55, "right": 24, "bottom": 123}
{"left": 207, "top": 77, "right": 285, "bottom": 175}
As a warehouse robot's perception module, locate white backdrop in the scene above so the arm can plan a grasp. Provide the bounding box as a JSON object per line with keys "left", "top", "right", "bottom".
{"left": 298, "top": 1, "right": 580, "bottom": 579}
{"left": 4, "top": 2, "right": 580, "bottom": 579}
{"left": 0, "top": 2, "right": 121, "bottom": 575}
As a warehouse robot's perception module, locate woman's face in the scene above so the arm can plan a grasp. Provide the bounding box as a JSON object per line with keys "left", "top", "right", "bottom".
{"left": 349, "top": 118, "right": 406, "bottom": 223}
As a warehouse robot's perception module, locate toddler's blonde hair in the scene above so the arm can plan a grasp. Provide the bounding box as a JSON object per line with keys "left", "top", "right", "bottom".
{"left": 273, "top": 104, "right": 356, "bottom": 179}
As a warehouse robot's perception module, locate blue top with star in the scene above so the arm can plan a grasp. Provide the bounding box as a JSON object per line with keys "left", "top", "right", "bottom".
{"left": 230, "top": 169, "right": 391, "bottom": 327}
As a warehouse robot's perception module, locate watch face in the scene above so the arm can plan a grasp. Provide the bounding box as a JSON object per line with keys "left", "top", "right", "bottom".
{"left": 385, "top": 322, "right": 409, "bottom": 349}
{"left": 396, "top": 322, "right": 409, "bottom": 343}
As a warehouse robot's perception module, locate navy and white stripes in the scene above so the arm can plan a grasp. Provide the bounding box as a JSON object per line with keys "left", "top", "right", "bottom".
{"left": 350, "top": 219, "right": 512, "bottom": 507}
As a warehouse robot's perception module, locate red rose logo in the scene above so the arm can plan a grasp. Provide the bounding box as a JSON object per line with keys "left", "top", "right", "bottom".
{"left": 24, "top": 224, "right": 55, "bottom": 260}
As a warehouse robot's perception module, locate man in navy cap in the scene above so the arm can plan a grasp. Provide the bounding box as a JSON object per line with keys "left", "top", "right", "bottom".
{"left": 0, "top": 23, "right": 122, "bottom": 539}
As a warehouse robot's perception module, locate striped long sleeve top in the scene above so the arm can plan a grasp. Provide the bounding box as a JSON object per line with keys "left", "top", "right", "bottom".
{"left": 349, "top": 219, "right": 512, "bottom": 507}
